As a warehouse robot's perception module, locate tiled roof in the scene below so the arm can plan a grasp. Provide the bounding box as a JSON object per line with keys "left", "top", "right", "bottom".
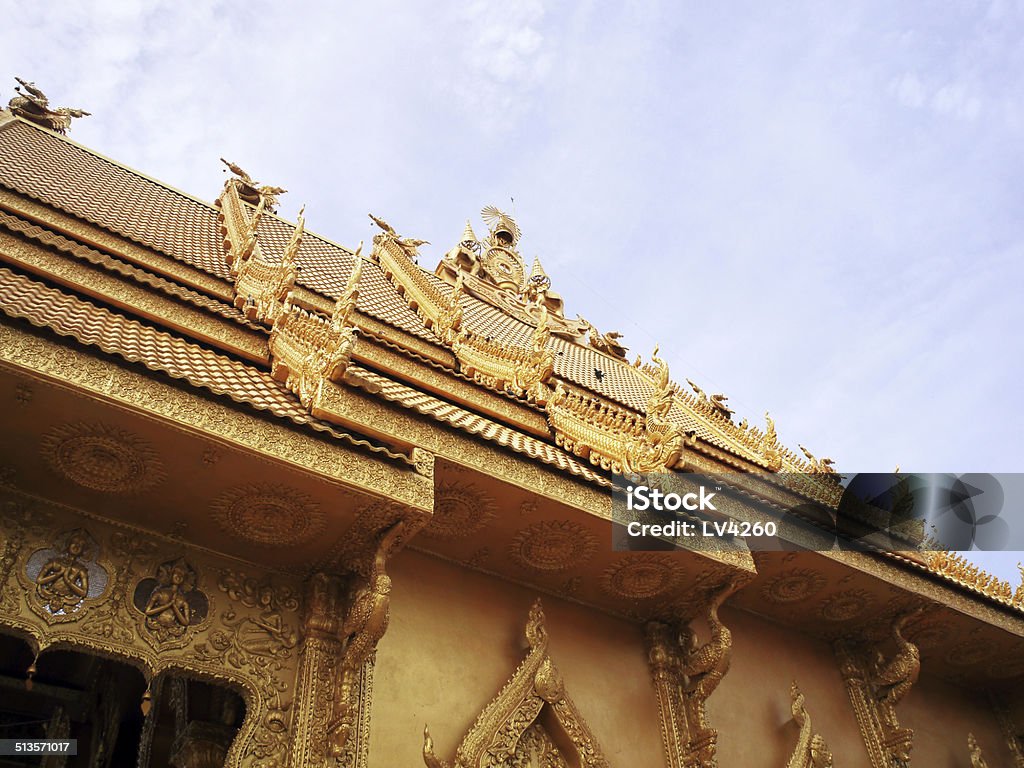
{"left": 0, "top": 208, "right": 263, "bottom": 332}
{"left": 0, "top": 265, "right": 410, "bottom": 464}
{"left": 0, "top": 119, "right": 436, "bottom": 343}
{"left": 346, "top": 365, "right": 612, "bottom": 488}
{"left": 0, "top": 115, "right": 764, "bottom": 464}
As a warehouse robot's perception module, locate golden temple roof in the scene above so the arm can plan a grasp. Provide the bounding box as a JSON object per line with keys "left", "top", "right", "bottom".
{"left": 0, "top": 114, "right": 790, "bottom": 472}
{"left": 2, "top": 108, "right": 1023, "bottom": 627}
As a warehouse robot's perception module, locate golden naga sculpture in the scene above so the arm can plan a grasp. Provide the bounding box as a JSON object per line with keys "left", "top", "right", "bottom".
{"left": 870, "top": 610, "right": 921, "bottom": 733}
{"left": 235, "top": 206, "right": 305, "bottom": 325}
{"left": 546, "top": 347, "right": 688, "bottom": 475}
{"left": 798, "top": 444, "right": 838, "bottom": 478}
{"left": 835, "top": 610, "right": 922, "bottom": 768}
{"left": 220, "top": 158, "right": 287, "bottom": 211}
{"left": 623, "top": 347, "right": 686, "bottom": 474}
{"left": 578, "top": 316, "right": 628, "bottom": 360}
{"left": 453, "top": 305, "right": 555, "bottom": 402}
{"left": 370, "top": 213, "right": 429, "bottom": 261}
{"left": 372, "top": 213, "right": 463, "bottom": 344}
{"left": 685, "top": 379, "right": 734, "bottom": 422}
{"left": 270, "top": 247, "right": 363, "bottom": 412}
{"left": 7, "top": 77, "right": 89, "bottom": 134}
{"left": 423, "top": 599, "right": 608, "bottom": 768}
{"left": 646, "top": 580, "right": 737, "bottom": 768}
{"left": 759, "top": 411, "right": 783, "bottom": 471}
{"left": 327, "top": 522, "right": 406, "bottom": 755}
{"left": 968, "top": 733, "right": 989, "bottom": 768}
{"left": 787, "top": 683, "right": 833, "bottom": 768}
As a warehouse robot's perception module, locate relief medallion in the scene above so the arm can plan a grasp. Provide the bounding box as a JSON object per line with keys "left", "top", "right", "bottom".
{"left": 761, "top": 569, "right": 827, "bottom": 603}
{"left": 818, "top": 589, "right": 875, "bottom": 622}
{"left": 424, "top": 482, "right": 496, "bottom": 539}
{"left": 600, "top": 555, "right": 681, "bottom": 599}
{"left": 509, "top": 520, "right": 596, "bottom": 572}
{"left": 41, "top": 422, "right": 165, "bottom": 493}
{"left": 211, "top": 484, "right": 324, "bottom": 546}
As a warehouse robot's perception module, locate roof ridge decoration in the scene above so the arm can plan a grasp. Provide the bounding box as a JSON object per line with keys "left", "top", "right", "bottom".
{"left": 422, "top": 599, "right": 610, "bottom": 768}
{"left": 371, "top": 214, "right": 461, "bottom": 344}
{"left": 547, "top": 346, "right": 690, "bottom": 474}
{"left": 6, "top": 77, "right": 89, "bottom": 135}
{"left": 217, "top": 176, "right": 300, "bottom": 326}
{"left": 453, "top": 304, "right": 555, "bottom": 403}
{"left": 213, "top": 174, "right": 848, "bottom": 503}
{"left": 270, "top": 246, "right": 364, "bottom": 413}
{"left": 220, "top": 158, "right": 287, "bottom": 212}
{"left": 786, "top": 683, "right": 834, "bottom": 768}
{"left": 926, "top": 546, "right": 1023, "bottom": 608}
{"left": 436, "top": 207, "right": 591, "bottom": 341}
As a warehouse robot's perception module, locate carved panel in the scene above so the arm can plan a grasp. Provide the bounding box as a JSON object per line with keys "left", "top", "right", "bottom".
{"left": 600, "top": 555, "right": 682, "bottom": 600}
{"left": 425, "top": 483, "right": 496, "bottom": 540}
{"left": 211, "top": 484, "right": 325, "bottom": 547}
{"left": 762, "top": 569, "right": 827, "bottom": 604}
{"left": 41, "top": 422, "right": 165, "bottom": 493}
{"left": 21, "top": 528, "right": 110, "bottom": 623}
{"left": 835, "top": 612, "right": 922, "bottom": 768}
{"left": 133, "top": 558, "right": 210, "bottom": 649}
{"left": 423, "top": 600, "right": 609, "bottom": 768}
{"left": 509, "top": 520, "right": 596, "bottom": 573}
{"left": 0, "top": 490, "right": 304, "bottom": 768}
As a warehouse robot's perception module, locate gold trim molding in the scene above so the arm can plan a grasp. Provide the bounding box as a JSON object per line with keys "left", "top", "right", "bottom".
{"left": 0, "top": 322, "right": 433, "bottom": 513}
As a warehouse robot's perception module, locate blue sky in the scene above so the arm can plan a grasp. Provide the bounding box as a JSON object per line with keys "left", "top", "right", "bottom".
{"left": 3, "top": 1, "right": 1022, "bottom": 578}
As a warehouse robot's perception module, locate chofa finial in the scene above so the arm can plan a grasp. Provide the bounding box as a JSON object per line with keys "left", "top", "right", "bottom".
{"left": 7, "top": 77, "right": 89, "bottom": 135}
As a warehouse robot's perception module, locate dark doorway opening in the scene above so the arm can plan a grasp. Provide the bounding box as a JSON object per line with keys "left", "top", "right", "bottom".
{"left": 0, "top": 633, "right": 244, "bottom": 767}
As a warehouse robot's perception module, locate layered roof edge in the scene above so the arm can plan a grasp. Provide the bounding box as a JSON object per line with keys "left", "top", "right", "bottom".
{"left": 0, "top": 108, "right": 1019, "bottom": 618}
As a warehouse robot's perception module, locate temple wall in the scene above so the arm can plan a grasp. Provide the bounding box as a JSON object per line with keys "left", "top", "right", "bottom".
{"left": 901, "top": 674, "right": 1012, "bottom": 767}
{"left": 710, "top": 606, "right": 871, "bottom": 768}
{"left": 372, "top": 550, "right": 1014, "bottom": 768}
{"left": 370, "top": 548, "right": 665, "bottom": 767}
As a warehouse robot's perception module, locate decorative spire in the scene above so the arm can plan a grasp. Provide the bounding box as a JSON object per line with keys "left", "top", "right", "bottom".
{"left": 480, "top": 205, "right": 521, "bottom": 246}
{"left": 281, "top": 206, "right": 305, "bottom": 269}
{"left": 332, "top": 243, "right": 363, "bottom": 331}
{"left": 7, "top": 77, "right": 89, "bottom": 135}
{"left": 528, "top": 256, "right": 551, "bottom": 289}
{"left": 460, "top": 219, "right": 478, "bottom": 249}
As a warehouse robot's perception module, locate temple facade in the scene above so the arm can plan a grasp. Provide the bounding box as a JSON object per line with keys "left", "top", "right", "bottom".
{"left": 0, "top": 79, "right": 1021, "bottom": 768}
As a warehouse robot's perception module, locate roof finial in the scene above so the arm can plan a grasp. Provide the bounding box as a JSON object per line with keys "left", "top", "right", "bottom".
{"left": 7, "top": 77, "right": 89, "bottom": 135}
{"left": 461, "top": 219, "right": 477, "bottom": 248}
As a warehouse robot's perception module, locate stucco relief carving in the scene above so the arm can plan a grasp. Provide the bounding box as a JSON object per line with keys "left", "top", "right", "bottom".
{"left": 41, "top": 422, "right": 165, "bottom": 493}
{"left": 425, "top": 483, "right": 496, "bottom": 539}
{"left": 835, "top": 611, "right": 922, "bottom": 768}
{"left": 786, "top": 683, "right": 833, "bottom": 768}
{"left": 601, "top": 555, "right": 682, "bottom": 600}
{"left": 818, "top": 589, "right": 875, "bottom": 622}
{"left": 23, "top": 528, "right": 109, "bottom": 622}
{"left": 423, "top": 600, "right": 609, "bottom": 768}
{"left": 0, "top": 493, "right": 305, "bottom": 768}
{"left": 133, "top": 558, "right": 210, "bottom": 648}
{"left": 645, "top": 579, "right": 738, "bottom": 768}
{"left": 509, "top": 520, "right": 596, "bottom": 573}
{"left": 762, "top": 570, "right": 827, "bottom": 604}
{"left": 211, "top": 484, "right": 325, "bottom": 547}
